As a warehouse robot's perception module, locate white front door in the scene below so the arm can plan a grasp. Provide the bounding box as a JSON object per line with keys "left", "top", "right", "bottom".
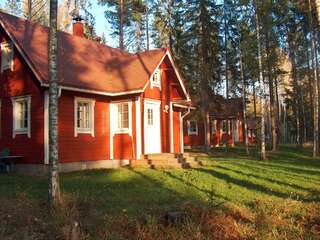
{"left": 144, "top": 100, "right": 161, "bottom": 154}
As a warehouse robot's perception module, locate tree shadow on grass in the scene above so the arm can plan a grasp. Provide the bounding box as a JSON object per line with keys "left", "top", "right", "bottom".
{"left": 215, "top": 165, "right": 320, "bottom": 198}
{"left": 159, "top": 170, "right": 229, "bottom": 203}
{"left": 195, "top": 168, "right": 291, "bottom": 199}
{"left": 228, "top": 161, "right": 320, "bottom": 183}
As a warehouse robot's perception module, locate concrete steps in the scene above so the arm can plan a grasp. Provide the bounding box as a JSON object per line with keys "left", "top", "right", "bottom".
{"left": 130, "top": 153, "right": 202, "bottom": 169}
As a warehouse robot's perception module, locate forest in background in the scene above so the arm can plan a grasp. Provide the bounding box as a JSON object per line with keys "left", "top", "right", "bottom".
{"left": 2, "top": 0, "right": 320, "bottom": 157}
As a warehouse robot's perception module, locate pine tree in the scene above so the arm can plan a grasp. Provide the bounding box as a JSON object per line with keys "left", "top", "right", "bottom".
{"left": 4, "top": 0, "right": 22, "bottom": 16}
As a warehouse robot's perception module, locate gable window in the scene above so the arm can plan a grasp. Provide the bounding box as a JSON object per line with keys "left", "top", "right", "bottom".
{"left": 75, "top": 97, "right": 95, "bottom": 137}
{"left": 187, "top": 120, "right": 198, "bottom": 136}
{"left": 117, "top": 103, "right": 129, "bottom": 130}
{"left": 12, "top": 96, "right": 31, "bottom": 138}
{"left": 151, "top": 69, "right": 161, "bottom": 89}
{"left": 1, "top": 41, "right": 14, "bottom": 73}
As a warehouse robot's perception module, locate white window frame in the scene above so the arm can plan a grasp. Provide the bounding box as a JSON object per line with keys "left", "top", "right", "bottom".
{"left": 150, "top": 68, "right": 161, "bottom": 89}
{"left": 74, "top": 97, "right": 95, "bottom": 137}
{"left": 11, "top": 96, "right": 31, "bottom": 138}
{"left": 222, "top": 120, "right": 228, "bottom": 133}
{"left": 114, "top": 101, "right": 132, "bottom": 134}
{"left": 1, "top": 41, "right": 14, "bottom": 73}
{"left": 187, "top": 120, "right": 198, "bottom": 136}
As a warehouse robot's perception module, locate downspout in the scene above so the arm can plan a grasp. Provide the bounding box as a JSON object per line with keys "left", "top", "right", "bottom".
{"left": 180, "top": 107, "right": 191, "bottom": 153}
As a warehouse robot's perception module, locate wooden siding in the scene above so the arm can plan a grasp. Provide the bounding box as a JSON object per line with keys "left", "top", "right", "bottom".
{"left": 0, "top": 28, "right": 44, "bottom": 164}
{"left": 58, "top": 91, "right": 110, "bottom": 163}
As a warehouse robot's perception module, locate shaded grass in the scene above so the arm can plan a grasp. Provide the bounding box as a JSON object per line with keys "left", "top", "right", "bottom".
{"left": 0, "top": 145, "right": 320, "bottom": 239}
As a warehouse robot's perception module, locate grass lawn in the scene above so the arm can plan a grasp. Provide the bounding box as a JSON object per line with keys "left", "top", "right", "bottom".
{"left": 1, "top": 145, "right": 320, "bottom": 239}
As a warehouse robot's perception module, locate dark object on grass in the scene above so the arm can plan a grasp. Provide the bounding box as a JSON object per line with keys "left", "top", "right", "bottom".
{"left": 0, "top": 148, "right": 10, "bottom": 173}
{"left": 164, "top": 211, "right": 189, "bottom": 225}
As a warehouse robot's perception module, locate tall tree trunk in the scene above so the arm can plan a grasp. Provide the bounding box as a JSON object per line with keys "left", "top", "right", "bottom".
{"left": 274, "top": 75, "right": 280, "bottom": 145}
{"left": 253, "top": 83, "right": 257, "bottom": 119}
{"left": 309, "top": 0, "right": 319, "bottom": 157}
{"left": 255, "top": 4, "right": 266, "bottom": 160}
{"left": 239, "top": 42, "right": 249, "bottom": 155}
{"left": 306, "top": 32, "right": 314, "bottom": 138}
{"left": 224, "top": 1, "right": 229, "bottom": 99}
{"left": 119, "top": 0, "right": 124, "bottom": 50}
{"left": 27, "top": 0, "right": 32, "bottom": 20}
{"left": 265, "top": 30, "right": 277, "bottom": 151}
{"left": 146, "top": 4, "right": 150, "bottom": 51}
{"left": 48, "top": 0, "right": 61, "bottom": 205}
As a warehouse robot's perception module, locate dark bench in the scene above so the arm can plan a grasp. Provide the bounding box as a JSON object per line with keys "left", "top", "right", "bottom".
{"left": 0, "top": 156, "right": 23, "bottom": 173}
{"left": 0, "top": 149, "right": 22, "bottom": 173}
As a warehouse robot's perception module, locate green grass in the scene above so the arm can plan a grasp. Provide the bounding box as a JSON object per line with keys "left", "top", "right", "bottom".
{"left": 1, "top": 145, "right": 320, "bottom": 239}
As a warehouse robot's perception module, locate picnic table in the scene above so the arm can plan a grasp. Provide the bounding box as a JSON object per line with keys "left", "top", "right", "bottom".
{"left": 0, "top": 155, "right": 22, "bottom": 173}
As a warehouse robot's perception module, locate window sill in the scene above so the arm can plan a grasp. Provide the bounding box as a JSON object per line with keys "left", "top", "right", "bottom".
{"left": 114, "top": 129, "right": 129, "bottom": 134}
{"left": 188, "top": 132, "right": 198, "bottom": 136}
{"left": 76, "top": 129, "right": 94, "bottom": 137}
{"left": 13, "top": 130, "right": 30, "bottom": 138}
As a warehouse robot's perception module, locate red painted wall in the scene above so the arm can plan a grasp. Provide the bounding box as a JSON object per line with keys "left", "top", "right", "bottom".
{"left": 58, "top": 91, "right": 110, "bottom": 163}
{"left": 173, "top": 110, "right": 181, "bottom": 153}
{"left": 183, "top": 121, "right": 205, "bottom": 147}
{"left": 184, "top": 116, "right": 245, "bottom": 148}
{"left": 142, "top": 56, "right": 186, "bottom": 154}
{"left": 0, "top": 29, "right": 44, "bottom": 164}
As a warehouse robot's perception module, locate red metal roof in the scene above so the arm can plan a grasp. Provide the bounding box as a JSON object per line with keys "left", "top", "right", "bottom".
{"left": 0, "top": 11, "right": 167, "bottom": 94}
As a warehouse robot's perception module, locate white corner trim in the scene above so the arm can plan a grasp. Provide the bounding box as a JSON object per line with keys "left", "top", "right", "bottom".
{"left": 11, "top": 95, "right": 31, "bottom": 138}
{"left": 44, "top": 91, "right": 49, "bottom": 164}
{"left": 74, "top": 97, "right": 95, "bottom": 137}
{"left": 110, "top": 103, "right": 115, "bottom": 160}
{"left": 136, "top": 97, "right": 142, "bottom": 159}
{"left": 187, "top": 120, "right": 198, "bottom": 136}
{"left": 179, "top": 112, "right": 183, "bottom": 153}
{"left": 170, "top": 102, "right": 174, "bottom": 153}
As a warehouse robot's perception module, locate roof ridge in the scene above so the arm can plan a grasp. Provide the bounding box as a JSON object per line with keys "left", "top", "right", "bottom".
{"left": 0, "top": 10, "right": 132, "bottom": 56}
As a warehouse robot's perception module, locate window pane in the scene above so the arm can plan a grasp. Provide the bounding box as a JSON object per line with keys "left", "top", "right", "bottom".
{"left": 15, "top": 99, "right": 28, "bottom": 130}
{"left": 118, "top": 103, "right": 129, "bottom": 129}
{"left": 77, "top": 102, "right": 90, "bottom": 129}
{"left": 147, "top": 109, "right": 153, "bottom": 125}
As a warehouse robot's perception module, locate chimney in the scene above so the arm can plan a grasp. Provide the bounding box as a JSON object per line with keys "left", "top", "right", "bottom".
{"left": 72, "top": 16, "right": 84, "bottom": 38}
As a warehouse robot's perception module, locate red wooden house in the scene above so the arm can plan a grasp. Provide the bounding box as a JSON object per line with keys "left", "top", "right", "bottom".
{"left": 0, "top": 12, "right": 192, "bottom": 174}
{"left": 184, "top": 97, "right": 256, "bottom": 148}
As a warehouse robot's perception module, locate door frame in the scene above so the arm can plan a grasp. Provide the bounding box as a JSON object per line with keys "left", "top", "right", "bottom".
{"left": 144, "top": 99, "right": 161, "bottom": 154}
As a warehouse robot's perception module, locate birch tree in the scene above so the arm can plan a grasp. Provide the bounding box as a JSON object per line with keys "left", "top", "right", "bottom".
{"left": 48, "top": 0, "right": 61, "bottom": 205}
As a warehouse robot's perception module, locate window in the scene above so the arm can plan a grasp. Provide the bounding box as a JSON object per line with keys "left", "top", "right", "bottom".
{"left": 75, "top": 97, "right": 95, "bottom": 136}
{"left": 117, "top": 103, "right": 129, "bottom": 130}
{"left": 188, "top": 120, "right": 198, "bottom": 136}
{"left": 211, "top": 120, "right": 217, "bottom": 134}
{"left": 222, "top": 120, "right": 227, "bottom": 133}
{"left": 147, "top": 108, "right": 153, "bottom": 125}
{"left": 1, "top": 41, "right": 14, "bottom": 73}
{"left": 151, "top": 69, "right": 161, "bottom": 88}
{"left": 12, "top": 96, "right": 31, "bottom": 138}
